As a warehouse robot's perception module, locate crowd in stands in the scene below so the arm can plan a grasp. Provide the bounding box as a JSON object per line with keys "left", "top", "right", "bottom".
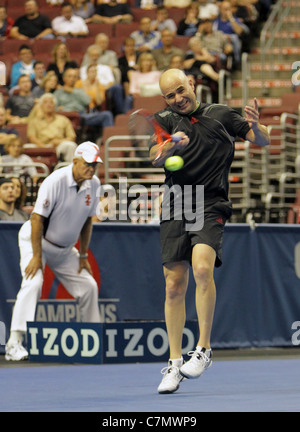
{"left": 0, "top": 0, "right": 274, "bottom": 219}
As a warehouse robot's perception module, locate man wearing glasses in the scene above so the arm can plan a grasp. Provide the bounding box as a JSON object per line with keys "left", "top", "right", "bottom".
{"left": 5, "top": 142, "right": 102, "bottom": 361}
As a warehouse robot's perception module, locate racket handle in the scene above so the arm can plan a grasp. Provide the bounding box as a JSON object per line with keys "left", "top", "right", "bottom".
{"left": 171, "top": 135, "right": 182, "bottom": 142}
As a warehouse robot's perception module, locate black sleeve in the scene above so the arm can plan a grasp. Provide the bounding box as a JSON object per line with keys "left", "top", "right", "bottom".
{"left": 227, "top": 107, "right": 251, "bottom": 140}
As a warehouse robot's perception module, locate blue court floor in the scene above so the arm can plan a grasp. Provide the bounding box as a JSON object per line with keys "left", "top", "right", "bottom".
{"left": 0, "top": 356, "right": 300, "bottom": 412}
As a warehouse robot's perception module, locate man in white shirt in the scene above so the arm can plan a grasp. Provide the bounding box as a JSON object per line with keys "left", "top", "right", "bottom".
{"left": 52, "top": 2, "right": 89, "bottom": 38}
{"left": 5, "top": 141, "right": 102, "bottom": 361}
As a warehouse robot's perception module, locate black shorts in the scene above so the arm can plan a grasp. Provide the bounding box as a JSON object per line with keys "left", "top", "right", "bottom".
{"left": 160, "top": 212, "right": 226, "bottom": 267}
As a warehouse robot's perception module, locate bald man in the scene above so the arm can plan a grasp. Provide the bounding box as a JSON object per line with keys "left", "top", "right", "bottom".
{"left": 150, "top": 69, "right": 269, "bottom": 394}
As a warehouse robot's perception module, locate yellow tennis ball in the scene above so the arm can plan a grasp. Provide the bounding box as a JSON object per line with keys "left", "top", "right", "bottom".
{"left": 165, "top": 155, "right": 184, "bottom": 171}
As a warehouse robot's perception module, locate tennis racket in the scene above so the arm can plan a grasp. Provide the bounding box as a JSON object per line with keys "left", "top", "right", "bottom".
{"left": 129, "top": 109, "right": 181, "bottom": 161}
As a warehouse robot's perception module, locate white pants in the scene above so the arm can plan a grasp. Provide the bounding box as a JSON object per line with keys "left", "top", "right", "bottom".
{"left": 11, "top": 221, "right": 101, "bottom": 333}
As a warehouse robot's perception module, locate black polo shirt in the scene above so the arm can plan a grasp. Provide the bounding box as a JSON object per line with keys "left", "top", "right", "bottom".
{"left": 152, "top": 103, "right": 250, "bottom": 213}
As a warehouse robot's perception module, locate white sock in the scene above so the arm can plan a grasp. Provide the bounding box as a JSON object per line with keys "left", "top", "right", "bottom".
{"left": 196, "top": 346, "right": 212, "bottom": 357}
{"left": 169, "top": 357, "right": 183, "bottom": 367}
{"left": 8, "top": 330, "right": 24, "bottom": 344}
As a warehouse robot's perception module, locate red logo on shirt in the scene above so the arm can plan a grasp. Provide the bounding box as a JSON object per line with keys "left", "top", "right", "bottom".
{"left": 190, "top": 117, "right": 199, "bottom": 124}
{"left": 85, "top": 194, "right": 91, "bottom": 206}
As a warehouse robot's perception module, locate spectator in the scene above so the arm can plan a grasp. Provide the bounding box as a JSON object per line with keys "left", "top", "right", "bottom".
{"left": 125, "top": 52, "right": 161, "bottom": 110}
{"left": 130, "top": 16, "right": 162, "bottom": 53}
{"left": 47, "top": 42, "right": 79, "bottom": 86}
{"left": 75, "top": 64, "right": 107, "bottom": 111}
{"left": 52, "top": 2, "right": 89, "bottom": 39}
{"left": 5, "top": 75, "right": 35, "bottom": 124}
{"left": 54, "top": 68, "right": 114, "bottom": 135}
{"left": 150, "top": 5, "right": 177, "bottom": 35}
{"left": 196, "top": 18, "right": 233, "bottom": 68}
{"left": 177, "top": 2, "right": 201, "bottom": 36}
{"left": 10, "top": 177, "right": 29, "bottom": 211}
{"left": 81, "top": 33, "right": 121, "bottom": 83}
{"left": 0, "top": 178, "right": 29, "bottom": 221}
{"left": 86, "top": 0, "right": 133, "bottom": 24}
{"left": 134, "top": 0, "right": 162, "bottom": 8}
{"left": 32, "top": 70, "right": 59, "bottom": 98}
{"left": 27, "top": 92, "right": 77, "bottom": 163}
{"left": 1, "top": 136, "right": 38, "bottom": 178}
{"left": 183, "top": 36, "right": 219, "bottom": 82}
{"left": 0, "top": 6, "right": 14, "bottom": 39}
{"left": 164, "top": 0, "right": 191, "bottom": 6}
{"left": 9, "top": 0, "right": 53, "bottom": 40}
{"left": 196, "top": 0, "right": 219, "bottom": 20}
{"left": 73, "top": 0, "right": 95, "bottom": 19}
{"left": 212, "top": 0, "right": 249, "bottom": 66}
{"left": 152, "top": 28, "right": 185, "bottom": 71}
{"left": 118, "top": 36, "right": 139, "bottom": 97}
{"left": 10, "top": 45, "right": 36, "bottom": 89}
{"left": 31, "top": 60, "right": 46, "bottom": 89}
{"left": 0, "top": 107, "right": 19, "bottom": 156}
{"left": 80, "top": 45, "right": 125, "bottom": 115}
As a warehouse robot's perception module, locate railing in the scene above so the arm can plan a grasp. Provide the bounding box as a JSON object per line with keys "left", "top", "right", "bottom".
{"left": 260, "top": 0, "right": 291, "bottom": 94}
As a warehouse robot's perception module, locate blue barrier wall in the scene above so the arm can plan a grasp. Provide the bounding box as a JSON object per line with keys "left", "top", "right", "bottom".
{"left": 1, "top": 221, "right": 300, "bottom": 352}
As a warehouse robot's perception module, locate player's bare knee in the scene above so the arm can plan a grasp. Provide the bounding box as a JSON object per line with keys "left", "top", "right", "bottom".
{"left": 193, "top": 263, "right": 213, "bottom": 290}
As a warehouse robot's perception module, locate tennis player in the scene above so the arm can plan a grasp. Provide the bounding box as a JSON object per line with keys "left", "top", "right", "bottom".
{"left": 5, "top": 141, "right": 102, "bottom": 361}
{"left": 150, "top": 69, "right": 270, "bottom": 393}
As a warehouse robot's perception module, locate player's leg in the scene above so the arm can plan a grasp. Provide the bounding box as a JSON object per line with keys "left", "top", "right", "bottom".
{"left": 180, "top": 244, "right": 216, "bottom": 379}
{"left": 6, "top": 221, "right": 44, "bottom": 361}
{"left": 158, "top": 260, "right": 189, "bottom": 394}
{"left": 47, "top": 245, "right": 101, "bottom": 322}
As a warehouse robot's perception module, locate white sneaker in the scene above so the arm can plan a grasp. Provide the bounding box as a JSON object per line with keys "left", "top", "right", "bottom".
{"left": 5, "top": 341, "right": 29, "bottom": 361}
{"left": 180, "top": 348, "right": 212, "bottom": 379}
{"left": 157, "top": 360, "right": 184, "bottom": 394}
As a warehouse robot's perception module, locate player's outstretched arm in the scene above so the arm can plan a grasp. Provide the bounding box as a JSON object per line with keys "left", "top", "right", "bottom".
{"left": 244, "top": 98, "right": 270, "bottom": 147}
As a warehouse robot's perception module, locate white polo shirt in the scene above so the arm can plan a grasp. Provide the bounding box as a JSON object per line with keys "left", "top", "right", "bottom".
{"left": 51, "top": 15, "right": 89, "bottom": 35}
{"left": 33, "top": 164, "right": 100, "bottom": 247}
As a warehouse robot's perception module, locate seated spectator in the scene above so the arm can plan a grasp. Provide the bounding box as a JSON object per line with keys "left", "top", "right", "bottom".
{"left": 1, "top": 136, "right": 38, "bottom": 178}
{"left": 118, "top": 36, "right": 139, "bottom": 97}
{"left": 0, "top": 6, "right": 14, "bottom": 39}
{"left": 86, "top": 0, "right": 133, "bottom": 24}
{"left": 5, "top": 75, "right": 35, "bottom": 124}
{"left": 80, "top": 45, "right": 125, "bottom": 115}
{"left": 196, "top": 18, "right": 233, "bottom": 68}
{"left": 0, "top": 177, "right": 29, "bottom": 221}
{"left": 196, "top": 0, "right": 219, "bottom": 20}
{"left": 32, "top": 70, "right": 59, "bottom": 98}
{"left": 31, "top": 60, "right": 46, "bottom": 90}
{"left": 212, "top": 0, "right": 249, "bottom": 66}
{"left": 73, "top": 0, "right": 95, "bottom": 19}
{"left": 164, "top": 0, "right": 191, "bottom": 6}
{"left": 27, "top": 92, "right": 77, "bottom": 163}
{"left": 9, "top": 0, "right": 53, "bottom": 40}
{"left": 81, "top": 33, "right": 121, "bottom": 83}
{"left": 177, "top": 2, "right": 201, "bottom": 37}
{"left": 54, "top": 68, "right": 114, "bottom": 136}
{"left": 152, "top": 28, "right": 185, "bottom": 71}
{"left": 10, "top": 45, "right": 36, "bottom": 89}
{"left": 130, "top": 16, "right": 162, "bottom": 53}
{"left": 75, "top": 64, "right": 107, "bottom": 111}
{"left": 47, "top": 42, "right": 79, "bottom": 86}
{"left": 150, "top": 5, "right": 177, "bottom": 35}
{"left": 183, "top": 36, "right": 219, "bottom": 82}
{"left": 10, "top": 177, "right": 28, "bottom": 211}
{"left": 134, "top": 0, "right": 162, "bottom": 8}
{"left": 230, "top": 0, "right": 259, "bottom": 41}
{"left": 52, "top": 2, "right": 89, "bottom": 39}
{"left": 0, "top": 107, "right": 19, "bottom": 156}
{"left": 125, "top": 52, "right": 162, "bottom": 110}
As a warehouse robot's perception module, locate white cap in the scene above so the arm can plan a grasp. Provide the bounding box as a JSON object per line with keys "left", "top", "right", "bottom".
{"left": 74, "top": 141, "right": 102, "bottom": 163}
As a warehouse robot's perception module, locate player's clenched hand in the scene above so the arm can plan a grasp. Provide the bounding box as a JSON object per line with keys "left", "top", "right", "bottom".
{"left": 172, "top": 132, "right": 190, "bottom": 150}
{"left": 78, "top": 257, "right": 93, "bottom": 275}
{"left": 25, "top": 256, "right": 43, "bottom": 280}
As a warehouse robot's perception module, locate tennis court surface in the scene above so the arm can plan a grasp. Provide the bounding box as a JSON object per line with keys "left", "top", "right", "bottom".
{"left": 1, "top": 349, "right": 299, "bottom": 412}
